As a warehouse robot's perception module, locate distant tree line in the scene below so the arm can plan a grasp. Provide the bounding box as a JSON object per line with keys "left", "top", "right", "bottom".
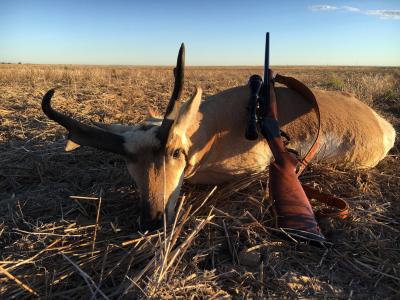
{"left": 1, "top": 62, "right": 22, "bottom": 64}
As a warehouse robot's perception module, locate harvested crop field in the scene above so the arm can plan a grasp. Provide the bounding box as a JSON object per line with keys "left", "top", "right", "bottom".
{"left": 1, "top": 65, "right": 399, "bottom": 299}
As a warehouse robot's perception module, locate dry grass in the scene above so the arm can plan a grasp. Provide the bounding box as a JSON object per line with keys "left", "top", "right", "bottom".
{"left": 0, "top": 64, "right": 399, "bottom": 299}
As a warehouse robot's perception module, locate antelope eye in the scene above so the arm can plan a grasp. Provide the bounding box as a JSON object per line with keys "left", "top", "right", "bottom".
{"left": 172, "top": 149, "right": 181, "bottom": 159}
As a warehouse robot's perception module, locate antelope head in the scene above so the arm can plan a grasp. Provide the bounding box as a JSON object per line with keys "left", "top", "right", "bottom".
{"left": 42, "top": 44, "right": 202, "bottom": 230}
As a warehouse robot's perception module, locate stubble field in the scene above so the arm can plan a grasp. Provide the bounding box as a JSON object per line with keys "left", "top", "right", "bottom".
{"left": 0, "top": 64, "right": 399, "bottom": 299}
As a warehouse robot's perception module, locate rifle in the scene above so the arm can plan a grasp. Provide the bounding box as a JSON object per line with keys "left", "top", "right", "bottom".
{"left": 246, "top": 33, "right": 333, "bottom": 244}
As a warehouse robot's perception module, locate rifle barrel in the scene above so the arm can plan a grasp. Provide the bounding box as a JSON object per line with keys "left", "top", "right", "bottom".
{"left": 264, "top": 32, "right": 270, "bottom": 110}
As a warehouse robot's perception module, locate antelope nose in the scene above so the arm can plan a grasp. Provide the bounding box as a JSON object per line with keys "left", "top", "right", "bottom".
{"left": 141, "top": 211, "right": 163, "bottom": 231}
{"left": 143, "top": 218, "right": 163, "bottom": 231}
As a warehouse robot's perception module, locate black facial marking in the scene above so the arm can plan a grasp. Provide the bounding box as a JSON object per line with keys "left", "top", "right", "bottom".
{"left": 127, "top": 153, "right": 138, "bottom": 163}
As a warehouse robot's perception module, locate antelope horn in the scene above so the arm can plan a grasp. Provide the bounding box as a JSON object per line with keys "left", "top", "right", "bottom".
{"left": 158, "top": 43, "right": 185, "bottom": 145}
{"left": 42, "top": 89, "right": 126, "bottom": 155}
{"left": 165, "top": 43, "right": 185, "bottom": 117}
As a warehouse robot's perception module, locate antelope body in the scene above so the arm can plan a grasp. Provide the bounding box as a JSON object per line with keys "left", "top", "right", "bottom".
{"left": 42, "top": 45, "right": 396, "bottom": 229}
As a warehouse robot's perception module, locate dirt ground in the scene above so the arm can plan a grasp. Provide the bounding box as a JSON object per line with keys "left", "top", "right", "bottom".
{"left": 0, "top": 65, "right": 399, "bottom": 299}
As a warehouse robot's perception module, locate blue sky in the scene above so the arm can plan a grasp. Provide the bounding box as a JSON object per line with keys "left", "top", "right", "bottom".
{"left": 0, "top": 0, "right": 399, "bottom": 66}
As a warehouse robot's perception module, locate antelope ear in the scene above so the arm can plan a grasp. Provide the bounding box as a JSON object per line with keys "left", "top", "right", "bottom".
{"left": 65, "top": 139, "right": 81, "bottom": 151}
{"left": 170, "top": 87, "right": 202, "bottom": 137}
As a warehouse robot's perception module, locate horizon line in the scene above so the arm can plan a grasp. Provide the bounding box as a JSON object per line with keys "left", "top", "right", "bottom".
{"left": 1, "top": 62, "right": 399, "bottom": 68}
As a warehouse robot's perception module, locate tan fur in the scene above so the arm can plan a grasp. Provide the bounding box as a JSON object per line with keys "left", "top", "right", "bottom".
{"left": 121, "top": 84, "right": 395, "bottom": 225}
{"left": 277, "top": 88, "right": 395, "bottom": 168}
{"left": 370, "top": 109, "right": 396, "bottom": 160}
{"left": 184, "top": 85, "right": 395, "bottom": 184}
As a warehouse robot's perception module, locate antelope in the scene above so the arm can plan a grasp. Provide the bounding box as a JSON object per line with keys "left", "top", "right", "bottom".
{"left": 42, "top": 44, "right": 396, "bottom": 229}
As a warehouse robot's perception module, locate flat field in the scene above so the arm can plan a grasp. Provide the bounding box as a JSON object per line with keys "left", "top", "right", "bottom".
{"left": 0, "top": 65, "right": 399, "bottom": 298}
